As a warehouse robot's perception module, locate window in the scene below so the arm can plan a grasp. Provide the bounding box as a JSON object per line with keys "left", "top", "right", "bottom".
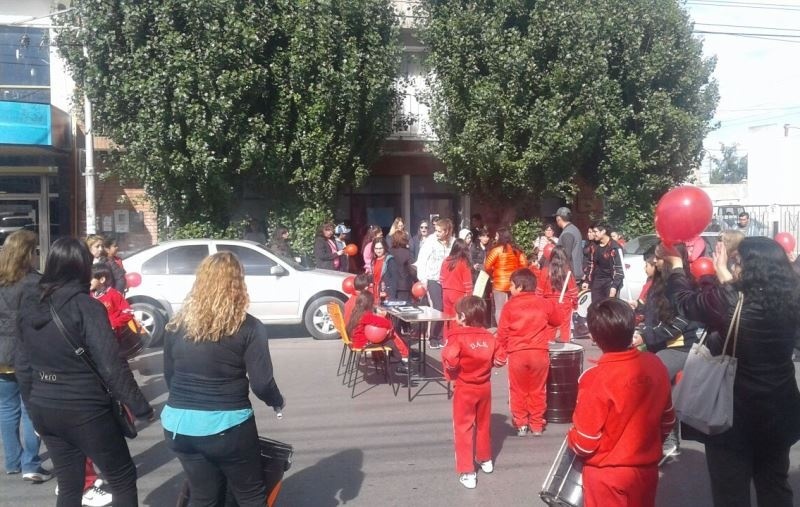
{"left": 0, "top": 27, "right": 51, "bottom": 104}
{"left": 217, "top": 244, "right": 276, "bottom": 276}
{"left": 141, "top": 245, "right": 208, "bottom": 275}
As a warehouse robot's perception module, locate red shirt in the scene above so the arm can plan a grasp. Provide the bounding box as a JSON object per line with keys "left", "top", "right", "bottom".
{"left": 535, "top": 267, "right": 579, "bottom": 309}
{"left": 92, "top": 287, "right": 133, "bottom": 331}
{"left": 442, "top": 326, "right": 506, "bottom": 386}
{"left": 440, "top": 258, "right": 473, "bottom": 299}
{"left": 350, "top": 312, "right": 392, "bottom": 350}
{"left": 496, "top": 292, "right": 564, "bottom": 353}
{"left": 344, "top": 294, "right": 357, "bottom": 324}
{"left": 567, "top": 348, "right": 675, "bottom": 467}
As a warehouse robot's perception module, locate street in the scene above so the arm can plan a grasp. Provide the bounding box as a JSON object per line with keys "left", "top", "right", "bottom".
{"left": 2, "top": 326, "right": 800, "bottom": 507}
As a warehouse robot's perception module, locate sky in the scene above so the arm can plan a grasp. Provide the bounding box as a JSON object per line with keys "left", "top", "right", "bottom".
{"left": 684, "top": 0, "right": 800, "bottom": 155}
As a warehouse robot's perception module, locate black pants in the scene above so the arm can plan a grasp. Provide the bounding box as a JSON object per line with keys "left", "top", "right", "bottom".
{"left": 29, "top": 404, "right": 138, "bottom": 507}
{"left": 590, "top": 279, "right": 613, "bottom": 304}
{"left": 165, "top": 416, "right": 266, "bottom": 507}
{"left": 426, "top": 280, "right": 444, "bottom": 341}
{"left": 705, "top": 425, "right": 794, "bottom": 507}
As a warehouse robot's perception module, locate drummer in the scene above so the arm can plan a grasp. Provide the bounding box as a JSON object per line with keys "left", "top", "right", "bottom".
{"left": 566, "top": 299, "right": 674, "bottom": 507}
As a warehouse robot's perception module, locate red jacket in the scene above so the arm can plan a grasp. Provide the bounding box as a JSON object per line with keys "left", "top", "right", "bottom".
{"left": 567, "top": 348, "right": 675, "bottom": 467}
{"left": 92, "top": 287, "right": 133, "bottom": 331}
{"left": 440, "top": 258, "right": 473, "bottom": 302}
{"left": 496, "top": 292, "right": 564, "bottom": 353}
{"left": 535, "top": 267, "right": 579, "bottom": 310}
{"left": 484, "top": 246, "right": 528, "bottom": 292}
{"left": 349, "top": 312, "right": 392, "bottom": 350}
{"left": 442, "top": 326, "right": 506, "bottom": 386}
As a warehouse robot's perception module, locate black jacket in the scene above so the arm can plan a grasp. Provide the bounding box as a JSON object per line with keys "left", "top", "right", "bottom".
{"left": 97, "top": 256, "right": 127, "bottom": 293}
{"left": 0, "top": 271, "right": 40, "bottom": 371}
{"left": 15, "top": 280, "right": 151, "bottom": 417}
{"left": 313, "top": 236, "right": 339, "bottom": 270}
{"left": 388, "top": 247, "right": 413, "bottom": 296}
{"left": 164, "top": 314, "right": 283, "bottom": 411}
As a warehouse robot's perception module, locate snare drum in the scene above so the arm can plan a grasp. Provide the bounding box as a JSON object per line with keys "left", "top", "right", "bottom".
{"left": 540, "top": 437, "right": 584, "bottom": 507}
{"left": 576, "top": 290, "right": 591, "bottom": 318}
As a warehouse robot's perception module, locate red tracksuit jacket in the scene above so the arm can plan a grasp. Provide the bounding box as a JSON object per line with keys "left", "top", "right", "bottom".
{"left": 349, "top": 312, "right": 392, "bottom": 350}
{"left": 92, "top": 287, "right": 133, "bottom": 331}
{"left": 567, "top": 348, "right": 675, "bottom": 467}
{"left": 440, "top": 258, "right": 473, "bottom": 314}
{"left": 442, "top": 326, "right": 506, "bottom": 384}
{"left": 496, "top": 292, "right": 564, "bottom": 353}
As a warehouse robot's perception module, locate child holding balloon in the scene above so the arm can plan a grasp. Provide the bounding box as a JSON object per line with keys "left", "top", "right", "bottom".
{"left": 346, "top": 290, "right": 411, "bottom": 373}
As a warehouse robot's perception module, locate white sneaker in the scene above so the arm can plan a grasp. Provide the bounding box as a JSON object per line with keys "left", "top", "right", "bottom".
{"left": 459, "top": 472, "right": 477, "bottom": 489}
{"left": 478, "top": 460, "right": 494, "bottom": 474}
{"left": 82, "top": 480, "right": 112, "bottom": 507}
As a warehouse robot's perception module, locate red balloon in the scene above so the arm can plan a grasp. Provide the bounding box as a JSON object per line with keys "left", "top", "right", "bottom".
{"left": 774, "top": 232, "right": 796, "bottom": 253}
{"left": 685, "top": 236, "right": 706, "bottom": 263}
{"left": 344, "top": 243, "right": 358, "bottom": 256}
{"left": 654, "top": 186, "right": 713, "bottom": 244}
{"left": 690, "top": 257, "right": 715, "bottom": 279}
{"left": 125, "top": 272, "right": 142, "bottom": 288}
{"left": 411, "top": 281, "right": 427, "bottom": 299}
{"left": 542, "top": 243, "right": 555, "bottom": 260}
{"left": 342, "top": 275, "right": 356, "bottom": 295}
{"left": 364, "top": 325, "right": 389, "bottom": 344}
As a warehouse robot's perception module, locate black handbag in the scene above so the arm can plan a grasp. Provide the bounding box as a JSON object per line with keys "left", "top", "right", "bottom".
{"left": 49, "top": 303, "right": 138, "bottom": 439}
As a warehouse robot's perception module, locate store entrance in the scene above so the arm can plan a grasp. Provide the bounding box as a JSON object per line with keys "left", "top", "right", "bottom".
{"left": 0, "top": 175, "right": 60, "bottom": 270}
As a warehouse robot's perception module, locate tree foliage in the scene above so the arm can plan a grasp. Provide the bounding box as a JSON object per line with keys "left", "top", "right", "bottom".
{"left": 419, "top": 0, "right": 718, "bottom": 234}
{"left": 56, "top": 0, "right": 401, "bottom": 227}
{"left": 709, "top": 143, "right": 747, "bottom": 184}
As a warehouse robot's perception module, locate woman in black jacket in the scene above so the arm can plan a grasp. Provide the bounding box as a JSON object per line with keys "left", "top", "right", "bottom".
{"left": 665, "top": 237, "right": 800, "bottom": 507}
{"left": 388, "top": 231, "right": 414, "bottom": 300}
{"left": 15, "top": 238, "right": 153, "bottom": 507}
{"left": 162, "top": 251, "right": 284, "bottom": 506}
{"left": 313, "top": 222, "right": 343, "bottom": 270}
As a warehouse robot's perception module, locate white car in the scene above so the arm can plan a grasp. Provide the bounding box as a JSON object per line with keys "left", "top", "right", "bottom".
{"left": 123, "top": 239, "right": 350, "bottom": 345}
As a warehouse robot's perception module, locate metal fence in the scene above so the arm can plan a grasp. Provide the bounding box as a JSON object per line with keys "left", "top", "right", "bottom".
{"left": 713, "top": 204, "right": 800, "bottom": 255}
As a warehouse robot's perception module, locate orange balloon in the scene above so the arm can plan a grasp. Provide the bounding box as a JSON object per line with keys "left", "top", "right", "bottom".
{"left": 411, "top": 282, "right": 427, "bottom": 299}
{"left": 344, "top": 243, "right": 358, "bottom": 256}
{"left": 342, "top": 275, "right": 356, "bottom": 295}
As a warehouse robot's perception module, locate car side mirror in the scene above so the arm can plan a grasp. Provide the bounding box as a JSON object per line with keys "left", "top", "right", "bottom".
{"left": 270, "top": 265, "right": 288, "bottom": 276}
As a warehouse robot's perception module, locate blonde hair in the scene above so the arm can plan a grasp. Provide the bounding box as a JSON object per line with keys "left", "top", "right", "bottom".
{"left": 388, "top": 217, "right": 404, "bottom": 236}
{"left": 719, "top": 230, "right": 745, "bottom": 255}
{"left": 86, "top": 234, "right": 105, "bottom": 249}
{"left": 166, "top": 252, "right": 250, "bottom": 342}
{"left": 0, "top": 230, "right": 37, "bottom": 286}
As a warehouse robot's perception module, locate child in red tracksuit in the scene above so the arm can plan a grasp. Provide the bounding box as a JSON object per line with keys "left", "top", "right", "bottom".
{"left": 496, "top": 269, "right": 564, "bottom": 436}
{"left": 535, "top": 245, "right": 579, "bottom": 343}
{"left": 346, "top": 290, "right": 411, "bottom": 373}
{"left": 567, "top": 299, "right": 674, "bottom": 507}
{"left": 440, "top": 239, "right": 474, "bottom": 341}
{"left": 442, "top": 296, "right": 507, "bottom": 489}
{"left": 90, "top": 264, "right": 134, "bottom": 334}
{"left": 344, "top": 273, "right": 374, "bottom": 323}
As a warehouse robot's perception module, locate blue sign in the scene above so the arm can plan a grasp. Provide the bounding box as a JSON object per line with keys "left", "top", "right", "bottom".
{"left": 0, "top": 101, "right": 52, "bottom": 146}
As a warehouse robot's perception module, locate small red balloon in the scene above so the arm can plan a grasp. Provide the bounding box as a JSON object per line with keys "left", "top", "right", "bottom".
{"left": 342, "top": 275, "right": 356, "bottom": 295}
{"left": 344, "top": 243, "right": 358, "bottom": 256}
{"left": 364, "top": 325, "right": 389, "bottom": 344}
{"left": 125, "top": 272, "right": 142, "bottom": 288}
{"left": 654, "top": 186, "right": 713, "bottom": 244}
{"left": 411, "top": 281, "right": 427, "bottom": 299}
{"left": 774, "top": 232, "right": 796, "bottom": 253}
{"left": 542, "top": 243, "right": 555, "bottom": 260}
{"left": 690, "top": 257, "right": 715, "bottom": 279}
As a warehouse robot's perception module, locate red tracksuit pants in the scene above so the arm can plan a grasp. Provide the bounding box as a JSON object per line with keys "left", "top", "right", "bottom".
{"left": 583, "top": 464, "right": 658, "bottom": 507}
{"left": 452, "top": 383, "right": 492, "bottom": 473}
{"left": 507, "top": 349, "right": 549, "bottom": 431}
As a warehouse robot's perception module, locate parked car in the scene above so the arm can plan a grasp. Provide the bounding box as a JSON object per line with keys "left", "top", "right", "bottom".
{"left": 620, "top": 232, "right": 719, "bottom": 302}
{"left": 123, "top": 239, "right": 350, "bottom": 346}
{"left": 0, "top": 215, "right": 34, "bottom": 245}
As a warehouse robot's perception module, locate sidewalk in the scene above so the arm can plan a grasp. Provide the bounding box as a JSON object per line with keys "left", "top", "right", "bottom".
{"left": 2, "top": 333, "right": 799, "bottom": 506}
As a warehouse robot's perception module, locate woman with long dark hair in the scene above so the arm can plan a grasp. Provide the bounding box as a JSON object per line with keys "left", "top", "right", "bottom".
{"left": 535, "top": 245, "right": 578, "bottom": 343}
{"left": 16, "top": 238, "right": 153, "bottom": 507}
{"left": 440, "top": 239, "right": 474, "bottom": 339}
{"left": 388, "top": 231, "right": 413, "bottom": 301}
{"left": 484, "top": 227, "right": 528, "bottom": 325}
{"left": 371, "top": 237, "right": 398, "bottom": 301}
{"left": 162, "top": 252, "right": 284, "bottom": 506}
{"left": 313, "top": 222, "right": 343, "bottom": 270}
{"left": 665, "top": 237, "right": 800, "bottom": 507}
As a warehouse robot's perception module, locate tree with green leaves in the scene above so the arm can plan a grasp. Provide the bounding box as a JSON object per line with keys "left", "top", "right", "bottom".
{"left": 56, "top": 0, "right": 400, "bottom": 228}
{"left": 709, "top": 143, "right": 747, "bottom": 184}
{"left": 419, "top": 0, "right": 718, "bottom": 236}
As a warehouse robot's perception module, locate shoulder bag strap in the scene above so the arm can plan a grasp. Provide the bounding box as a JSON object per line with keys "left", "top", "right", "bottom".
{"left": 721, "top": 292, "right": 744, "bottom": 357}
{"left": 49, "top": 302, "right": 112, "bottom": 396}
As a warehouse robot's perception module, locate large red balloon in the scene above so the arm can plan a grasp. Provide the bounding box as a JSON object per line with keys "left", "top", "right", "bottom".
{"left": 364, "top": 325, "right": 389, "bottom": 344}
{"left": 654, "top": 186, "right": 713, "bottom": 244}
{"left": 690, "top": 257, "right": 715, "bottom": 279}
{"left": 344, "top": 243, "right": 358, "bottom": 256}
{"left": 542, "top": 243, "right": 555, "bottom": 261}
{"left": 342, "top": 275, "right": 356, "bottom": 295}
{"left": 125, "top": 272, "right": 142, "bottom": 288}
{"left": 411, "top": 281, "right": 427, "bottom": 299}
{"left": 774, "top": 232, "right": 796, "bottom": 253}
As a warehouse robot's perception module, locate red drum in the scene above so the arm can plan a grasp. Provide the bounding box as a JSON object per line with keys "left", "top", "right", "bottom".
{"left": 540, "top": 437, "right": 584, "bottom": 507}
{"left": 546, "top": 343, "right": 584, "bottom": 424}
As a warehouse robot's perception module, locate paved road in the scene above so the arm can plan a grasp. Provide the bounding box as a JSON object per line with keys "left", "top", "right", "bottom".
{"left": 2, "top": 326, "right": 799, "bottom": 506}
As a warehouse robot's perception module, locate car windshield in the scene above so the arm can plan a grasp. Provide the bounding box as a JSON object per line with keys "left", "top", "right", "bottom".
{"left": 623, "top": 235, "right": 659, "bottom": 256}
{"left": 250, "top": 242, "right": 311, "bottom": 271}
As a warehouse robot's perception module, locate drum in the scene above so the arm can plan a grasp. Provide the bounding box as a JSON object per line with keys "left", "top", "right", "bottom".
{"left": 115, "top": 319, "right": 146, "bottom": 359}
{"left": 575, "top": 290, "right": 591, "bottom": 318}
{"left": 540, "top": 437, "right": 584, "bottom": 507}
{"left": 546, "top": 343, "right": 584, "bottom": 424}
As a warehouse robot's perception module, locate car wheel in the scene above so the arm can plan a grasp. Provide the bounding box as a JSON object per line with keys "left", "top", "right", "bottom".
{"left": 131, "top": 302, "right": 167, "bottom": 348}
{"left": 304, "top": 296, "right": 342, "bottom": 340}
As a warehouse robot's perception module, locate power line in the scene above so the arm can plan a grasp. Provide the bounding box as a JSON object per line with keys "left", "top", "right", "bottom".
{"left": 688, "top": 0, "right": 800, "bottom": 12}
{"left": 694, "top": 22, "right": 800, "bottom": 32}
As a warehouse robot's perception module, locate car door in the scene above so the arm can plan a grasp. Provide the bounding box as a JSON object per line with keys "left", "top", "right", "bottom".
{"left": 214, "top": 242, "right": 301, "bottom": 321}
{"left": 139, "top": 244, "right": 210, "bottom": 312}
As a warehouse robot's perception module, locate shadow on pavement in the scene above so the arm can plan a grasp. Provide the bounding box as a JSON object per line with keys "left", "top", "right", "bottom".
{"left": 134, "top": 438, "right": 175, "bottom": 479}
{"left": 143, "top": 472, "right": 185, "bottom": 507}
{"left": 490, "top": 412, "right": 512, "bottom": 463}
{"left": 277, "top": 448, "right": 365, "bottom": 507}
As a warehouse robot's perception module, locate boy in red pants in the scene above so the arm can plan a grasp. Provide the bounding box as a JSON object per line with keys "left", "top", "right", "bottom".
{"left": 567, "top": 298, "right": 675, "bottom": 507}
{"left": 442, "top": 296, "right": 506, "bottom": 489}
{"left": 496, "top": 269, "right": 564, "bottom": 436}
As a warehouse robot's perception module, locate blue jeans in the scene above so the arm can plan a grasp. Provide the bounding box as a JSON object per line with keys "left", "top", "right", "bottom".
{"left": 0, "top": 376, "right": 42, "bottom": 473}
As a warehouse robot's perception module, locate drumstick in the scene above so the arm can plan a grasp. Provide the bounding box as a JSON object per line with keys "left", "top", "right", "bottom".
{"left": 617, "top": 247, "right": 632, "bottom": 301}
{"left": 559, "top": 270, "right": 572, "bottom": 304}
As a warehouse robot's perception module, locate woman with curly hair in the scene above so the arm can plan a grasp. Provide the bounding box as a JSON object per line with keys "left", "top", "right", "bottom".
{"left": 665, "top": 237, "right": 800, "bottom": 507}
{"left": 162, "top": 252, "right": 285, "bottom": 506}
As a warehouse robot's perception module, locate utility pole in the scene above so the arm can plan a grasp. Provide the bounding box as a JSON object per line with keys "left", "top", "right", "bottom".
{"left": 83, "top": 45, "right": 96, "bottom": 234}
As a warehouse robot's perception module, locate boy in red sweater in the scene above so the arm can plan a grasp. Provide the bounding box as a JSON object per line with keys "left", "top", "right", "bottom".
{"left": 91, "top": 264, "right": 134, "bottom": 333}
{"left": 567, "top": 299, "right": 675, "bottom": 507}
{"left": 442, "top": 296, "right": 507, "bottom": 489}
{"left": 496, "top": 269, "right": 564, "bottom": 436}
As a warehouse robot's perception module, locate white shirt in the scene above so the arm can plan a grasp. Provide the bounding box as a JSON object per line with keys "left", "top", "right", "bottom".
{"left": 414, "top": 234, "right": 455, "bottom": 282}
